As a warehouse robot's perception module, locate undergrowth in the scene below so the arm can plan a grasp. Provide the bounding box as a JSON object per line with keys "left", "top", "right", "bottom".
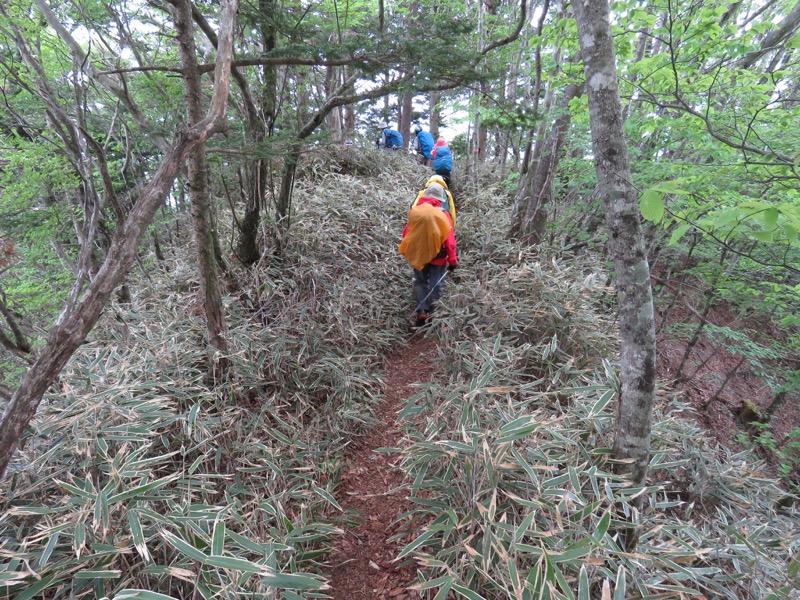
{"left": 1, "top": 148, "right": 798, "bottom": 600}
{"left": 0, "top": 148, "right": 428, "bottom": 599}
{"left": 395, "top": 181, "right": 800, "bottom": 599}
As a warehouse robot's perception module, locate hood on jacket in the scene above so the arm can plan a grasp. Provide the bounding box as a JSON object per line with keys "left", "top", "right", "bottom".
{"left": 423, "top": 183, "right": 446, "bottom": 202}
{"left": 425, "top": 175, "right": 449, "bottom": 190}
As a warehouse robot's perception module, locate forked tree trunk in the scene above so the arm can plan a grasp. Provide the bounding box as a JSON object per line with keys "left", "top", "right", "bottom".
{"left": 235, "top": 0, "right": 277, "bottom": 266}
{"left": 572, "top": 0, "right": 657, "bottom": 490}
{"left": 0, "top": 0, "right": 240, "bottom": 480}
{"left": 519, "top": 82, "right": 581, "bottom": 243}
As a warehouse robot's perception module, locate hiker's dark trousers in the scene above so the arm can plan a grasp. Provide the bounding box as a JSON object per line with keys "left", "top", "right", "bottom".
{"left": 413, "top": 263, "right": 447, "bottom": 314}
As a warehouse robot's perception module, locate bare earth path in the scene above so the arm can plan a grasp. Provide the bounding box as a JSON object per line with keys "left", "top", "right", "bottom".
{"left": 327, "top": 334, "right": 440, "bottom": 599}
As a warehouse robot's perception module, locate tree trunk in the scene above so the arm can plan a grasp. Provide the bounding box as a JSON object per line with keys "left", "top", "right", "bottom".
{"left": 737, "top": 0, "right": 800, "bottom": 68}
{"left": 429, "top": 91, "right": 440, "bottom": 139}
{"left": 508, "top": 0, "right": 556, "bottom": 234}
{"left": 273, "top": 74, "right": 360, "bottom": 245}
{"left": 173, "top": 0, "right": 229, "bottom": 378}
{"left": 0, "top": 0, "right": 240, "bottom": 481}
{"left": 234, "top": 0, "right": 277, "bottom": 266}
{"left": 572, "top": 0, "right": 657, "bottom": 491}
{"left": 510, "top": 76, "right": 558, "bottom": 237}
{"left": 519, "top": 82, "right": 581, "bottom": 243}
{"left": 400, "top": 91, "right": 413, "bottom": 149}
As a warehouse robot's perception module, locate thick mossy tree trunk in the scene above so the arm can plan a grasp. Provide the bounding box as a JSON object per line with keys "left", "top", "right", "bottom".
{"left": 0, "top": 0, "right": 240, "bottom": 480}
{"left": 572, "top": 0, "right": 657, "bottom": 489}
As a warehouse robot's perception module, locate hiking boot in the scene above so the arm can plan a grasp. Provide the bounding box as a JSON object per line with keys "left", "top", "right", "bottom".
{"left": 414, "top": 312, "right": 429, "bottom": 328}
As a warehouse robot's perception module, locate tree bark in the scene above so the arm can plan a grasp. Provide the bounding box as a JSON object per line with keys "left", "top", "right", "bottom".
{"left": 429, "top": 91, "right": 440, "bottom": 139}
{"left": 737, "top": 0, "right": 800, "bottom": 68}
{"left": 519, "top": 82, "right": 582, "bottom": 244}
{"left": 0, "top": 0, "right": 240, "bottom": 481}
{"left": 172, "top": 0, "right": 229, "bottom": 378}
{"left": 572, "top": 0, "right": 657, "bottom": 490}
{"left": 400, "top": 91, "right": 413, "bottom": 150}
{"left": 273, "top": 73, "right": 360, "bottom": 245}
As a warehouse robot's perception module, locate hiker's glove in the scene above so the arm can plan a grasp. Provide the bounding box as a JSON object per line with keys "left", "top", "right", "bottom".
{"left": 447, "top": 264, "right": 457, "bottom": 272}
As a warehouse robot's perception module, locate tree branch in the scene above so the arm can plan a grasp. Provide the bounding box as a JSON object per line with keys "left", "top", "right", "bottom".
{"left": 0, "top": 0, "right": 241, "bottom": 481}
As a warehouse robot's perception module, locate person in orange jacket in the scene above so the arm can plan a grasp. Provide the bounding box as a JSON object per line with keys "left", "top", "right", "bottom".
{"left": 399, "top": 182, "right": 458, "bottom": 328}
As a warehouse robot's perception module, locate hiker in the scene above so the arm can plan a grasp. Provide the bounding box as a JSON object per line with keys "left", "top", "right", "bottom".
{"left": 376, "top": 122, "right": 404, "bottom": 150}
{"left": 399, "top": 182, "right": 458, "bottom": 328}
{"left": 412, "top": 175, "right": 457, "bottom": 229}
{"left": 432, "top": 138, "right": 453, "bottom": 188}
{"left": 411, "top": 123, "right": 435, "bottom": 166}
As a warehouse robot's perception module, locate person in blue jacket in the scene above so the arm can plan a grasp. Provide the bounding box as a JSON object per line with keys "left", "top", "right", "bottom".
{"left": 432, "top": 138, "right": 454, "bottom": 188}
{"left": 411, "top": 123, "right": 435, "bottom": 166}
{"left": 376, "top": 122, "right": 404, "bottom": 150}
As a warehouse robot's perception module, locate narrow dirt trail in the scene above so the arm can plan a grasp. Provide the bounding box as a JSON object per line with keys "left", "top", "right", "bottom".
{"left": 327, "top": 334, "right": 440, "bottom": 599}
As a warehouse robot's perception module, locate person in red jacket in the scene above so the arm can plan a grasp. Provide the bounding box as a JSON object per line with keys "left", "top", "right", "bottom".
{"left": 399, "top": 182, "right": 458, "bottom": 328}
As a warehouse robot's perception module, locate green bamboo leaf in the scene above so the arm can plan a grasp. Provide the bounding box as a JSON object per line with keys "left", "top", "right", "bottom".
{"left": 128, "top": 511, "right": 151, "bottom": 563}
{"left": 259, "top": 571, "right": 329, "bottom": 590}
{"left": 397, "top": 529, "right": 438, "bottom": 559}
{"left": 593, "top": 511, "right": 611, "bottom": 542}
{"left": 497, "top": 416, "right": 541, "bottom": 442}
{"left": 312, "top": 485, "right": 343, "bottom": 511}
{"left": 107, "top": 473, "right": 180, "bottom": 504}
{"left": 211, "top": 520, "right": 225, "bottom": 556}
{"left": 589, "top": 388, "right": 615, "bottom": 417}
{"left": 508, "top": 559, "right": 521, "bottom": 594}
{"left": 433, "top": 581, "right": 454, "bottom": 600}
{"left": 788, "top": 553, "right": 799, "bottom": 578}
{"left": 12, "top": 575, "right": 58, "bottom": 600}
{"left": 204, "top": 554, "right": 270, "bottom": 574}
{"left": 578, "top": 566, "right": 590, "bottom": 600}
{"left": 514, "top": 510, "right": 536, "bottom": 544}
{"left": 37, "top": 532, "right": 59, "bottom": 569}
{"left": 614, "top": 565, "right": 626, "bottom": 600}
{"left": 74, "top": 570, "right": 121, "bottom": 579}
{"left": 411, "top": 574, "right": 456, "bottom": 591}
{"left": 551, "top": 561, "right": 576, "bottom": 600}
{"left": 0, "top": 571, "right": 32, "bottom": 584}
{"left": 114, "top": 590, "right": 179, "bottom": 600}
{"left": 452, "top": 583, "right": 488, "bottom": 600}
{"left": 160, "top": 530, "right": 208, "bottom": 561}
{"left": 94, "top": 488, "right": 109, "bottom": 533}
{"left": 55, "top": 479, "right": 96, "bottom": 500}
{"left": 73, "top": 521, "right": 86, "bottom": 557}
